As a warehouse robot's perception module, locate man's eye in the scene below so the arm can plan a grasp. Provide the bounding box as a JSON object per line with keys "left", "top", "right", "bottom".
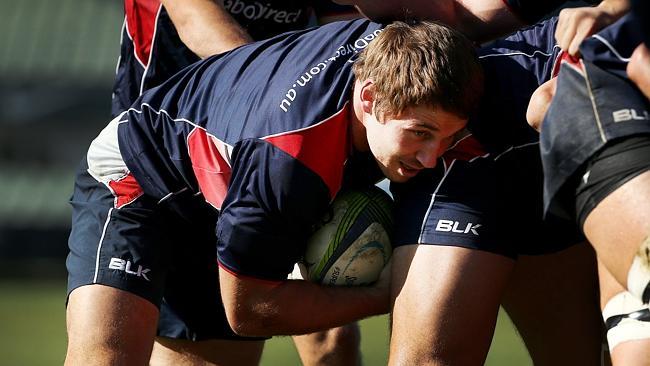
{"left": 412, "top": 130, "right": 428, "bottom": 137}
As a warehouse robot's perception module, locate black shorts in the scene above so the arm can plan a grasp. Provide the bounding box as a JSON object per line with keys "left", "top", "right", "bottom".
{"left": 540, "top": 15, "right": 650, "bottom": 221}
{"left": 67, "top": 159, "right": 261, "bottom": 341}
{"left": 574, "top": 135, "right": 650, "bottom": 227}
{"left": 391, "top": 138, "right": 581, "bottom": 258}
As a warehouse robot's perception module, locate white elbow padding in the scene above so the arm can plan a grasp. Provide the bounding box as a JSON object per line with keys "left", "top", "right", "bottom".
{"left": 602, "top": 291, "right": 650, "bottom": 351}
{"left": 626, "top": 237, "right": 650, "bottom": 303}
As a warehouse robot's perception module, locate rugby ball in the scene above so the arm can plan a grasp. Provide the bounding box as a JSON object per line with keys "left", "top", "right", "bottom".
{"left": 298, "top": 186, "right": 394, "bottom": 286}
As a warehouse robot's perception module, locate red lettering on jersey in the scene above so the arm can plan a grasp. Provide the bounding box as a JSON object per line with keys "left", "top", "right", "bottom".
{"left": 263, "top": 106, "right": 350, "bottom": 199}
{"left": 187, "top": 128, "right": 232, "bottom": 209}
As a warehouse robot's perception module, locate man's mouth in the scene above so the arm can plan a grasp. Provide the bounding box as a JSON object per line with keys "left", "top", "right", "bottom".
{"left": 399, "top": 161, "right": 422, "bottom": 175}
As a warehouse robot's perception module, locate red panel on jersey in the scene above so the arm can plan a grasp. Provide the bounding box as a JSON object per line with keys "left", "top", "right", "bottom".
{"left": 109, "top": 173, "right": 144, "bottom": 209}
{"left": 188, "top": 128, "right": 232, "bottom": 209}
{"left": 263, "top": 106, "right": 350, "bottom": 199}
{"left": 125, "top": 0, "right": 160, "bottom": 66}
{"left": 442, "top": 135, "right": 487, "bottom": 166}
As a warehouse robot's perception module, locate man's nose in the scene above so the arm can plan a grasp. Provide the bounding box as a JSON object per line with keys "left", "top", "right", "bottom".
{"left": 416, "top": 141, "right": 440, "bottom": 169}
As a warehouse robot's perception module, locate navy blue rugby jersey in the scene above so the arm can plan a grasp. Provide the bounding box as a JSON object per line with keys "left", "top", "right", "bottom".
{"left": 113, "top": 19, "right": 384, "bottom": 281}
{"left": 111, "top": 0, "right": 355, "bottom": 117}
{"left": 468, "top": 17, "right": 562, "bottom": 153}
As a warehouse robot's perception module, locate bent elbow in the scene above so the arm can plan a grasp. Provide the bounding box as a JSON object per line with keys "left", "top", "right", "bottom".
{"left": 224, "top": 305, "right": 275, "bottom": 337}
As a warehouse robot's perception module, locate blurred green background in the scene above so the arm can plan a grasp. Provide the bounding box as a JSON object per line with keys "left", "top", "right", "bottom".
{"left": 0, "top": 0, "right": 536, "bottom": 364}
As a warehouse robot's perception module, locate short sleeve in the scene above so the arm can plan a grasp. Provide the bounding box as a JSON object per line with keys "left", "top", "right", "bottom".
{"left": 216, "top": 139, "right": 332, "bottom": 281}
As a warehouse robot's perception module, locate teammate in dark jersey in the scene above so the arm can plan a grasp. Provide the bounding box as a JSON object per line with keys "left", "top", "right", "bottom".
{"left": 329, "top": 2, "right": 628, "bottom": 364}
{"left": 112, "top": 1, "right": 362, "bottom": 363}
{"left": 387, "top": 17, "right": 606, "bottom": 365}
{"left": 527, "top": 9, "right": 650, "bottom": 364}
{"left": 111, "top": 0, "right": 357, "bottom": 117}
{"left": 65, "top": 19, "right": 483, "bottom": 365}
{"left": 331, "top": 1, "right": 620, "bottom": 364}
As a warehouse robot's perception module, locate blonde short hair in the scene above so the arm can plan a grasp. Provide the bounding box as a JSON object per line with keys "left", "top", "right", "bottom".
{"left": 353, "top": 20, "right": 483, "bottom": 120}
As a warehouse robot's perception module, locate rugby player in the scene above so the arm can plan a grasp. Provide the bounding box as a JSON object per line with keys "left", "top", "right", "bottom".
{"left": 388, "top": 17, "right": 606, "bottom": 365}
{"left": 64, "top": 19, "right": 483, "bottom": 365}
{"left": 112, "top": 1, "right": 361, "bottom": 364}
{"left": 528, "top": 5, "right": 650, "bottom": 363}
{"left": 112, "top": 0, "right": 358, "bottom": 118}
{"left": 329, "top": 1, "right": 625, "bottom": 365}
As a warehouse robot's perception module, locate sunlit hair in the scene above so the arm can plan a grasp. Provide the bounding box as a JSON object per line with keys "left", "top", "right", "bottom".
{"left": 353, "top": 20, "right": 483, "bottom": 120}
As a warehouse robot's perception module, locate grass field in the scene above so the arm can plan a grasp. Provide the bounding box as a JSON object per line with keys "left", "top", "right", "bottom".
{"left": 0, "top": 279, "right": 531, "bottom": 365}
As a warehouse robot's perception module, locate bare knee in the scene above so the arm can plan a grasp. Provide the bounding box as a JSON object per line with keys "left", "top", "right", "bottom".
{"left": 389, "top": 341, "right": 487, "bottom": 366}
{"left": 293, "top": 323, "right": 361, "bottom": 366}
{"left": 503, "top": 246, "right": 603, "bottom": 366}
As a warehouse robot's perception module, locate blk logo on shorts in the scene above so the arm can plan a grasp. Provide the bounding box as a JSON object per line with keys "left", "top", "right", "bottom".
{"left": 612, "top": 109, "right": 649, "bottom": 123}
{"left": 435, "top": 220, "right": 481, "bottom": 236}
{"left": 108, "top": 258, "right": 151, "bottom": 281}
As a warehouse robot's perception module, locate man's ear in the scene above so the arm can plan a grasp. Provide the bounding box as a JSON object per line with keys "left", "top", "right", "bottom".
{"left": 359, "top": 79, "right": 375, "bottom": 115}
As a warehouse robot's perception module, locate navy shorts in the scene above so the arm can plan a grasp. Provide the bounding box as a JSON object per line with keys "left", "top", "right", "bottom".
{"left": 541, "top": 14, "right": 650, "bottom": 221}
{"left": 67, "top": 159, "right": 260, "bottom": 341}
{"left": 391, "top": 137, "right": 581, "bottom": 258}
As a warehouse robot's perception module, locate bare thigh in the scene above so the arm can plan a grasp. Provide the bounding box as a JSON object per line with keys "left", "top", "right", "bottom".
{"left": 584, "top": 171, "right": 650, "bottom": 287}
{"left": 502, "top": 243, "right": 604, "bottom": 366}
{"left": 389, "top": 245, "right": 514, "bottom": 366}
{"left": 65, "top": 284, "right": 159, "bottom": 366}
{"left": 151, "top": 337, "right": 265, "bottom": 366}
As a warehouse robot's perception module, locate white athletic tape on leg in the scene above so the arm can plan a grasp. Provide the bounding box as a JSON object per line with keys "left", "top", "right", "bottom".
{"left": 603, "top": 291, "right": 650, "bottom": 351}
{"left": 627, "top": 237, "right": 650, "bottom": 303}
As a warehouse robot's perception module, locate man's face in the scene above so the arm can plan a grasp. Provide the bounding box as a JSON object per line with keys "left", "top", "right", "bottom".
{"left": 365, "top": 105, "right": 467, "bottom": 182}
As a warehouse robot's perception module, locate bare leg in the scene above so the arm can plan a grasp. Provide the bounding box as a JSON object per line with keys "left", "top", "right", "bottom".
{"left": 502, "top": 242, "right": 604, "bottom": 366}
{"left": 611, "top": 339, "right": 650, "bottom": 366}
{"left": 150, "top": 337, "right": 264, "bottom": 366}
{"left": 389, "top": 245, "right": 514, "bottom": 365}
{"left": 292, "top": 324, "right": 361, "bottom": 366}
{"left": 65, "top": 284, "right": 159, "bottom": 366}
{"left": 583, "top": 171, "right": 650, "bottom": 292}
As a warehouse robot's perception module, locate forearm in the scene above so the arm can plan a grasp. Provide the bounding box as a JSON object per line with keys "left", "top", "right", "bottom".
{"left": 162, "top": 0, "right": 253, "bottom": 58}
{"left": 219, "top": 269, "right": 389, "bottom": 337}
{"left": 455, "top": 0, "right": 526, "bottom": 43}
